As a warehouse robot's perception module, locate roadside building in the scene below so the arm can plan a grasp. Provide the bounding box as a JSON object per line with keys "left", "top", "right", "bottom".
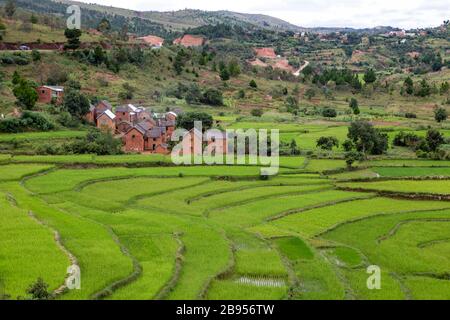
{"left": 36, "top": 85, "right": 64, "bottom": 105}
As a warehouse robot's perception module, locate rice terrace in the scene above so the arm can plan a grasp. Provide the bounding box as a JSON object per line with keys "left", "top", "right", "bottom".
{"left": 1, "top": 154, "right": 450, "bottom": 300}
{"left": 0, "top": 0, "right": 449, "bottom": 304}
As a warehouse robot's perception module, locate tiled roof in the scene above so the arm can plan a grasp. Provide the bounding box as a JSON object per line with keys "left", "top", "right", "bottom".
{"left": 97, "top": 109, "right": 116, "bottom": 120}
{"left": 42, "top": 85, "right": 64, "bottom": 92}
{"left": 99, "top": 100, "right": 113, "bottom": 110}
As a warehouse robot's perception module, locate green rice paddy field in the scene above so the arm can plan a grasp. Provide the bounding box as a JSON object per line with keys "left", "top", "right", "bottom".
{"left": 1, "top": 155, "right": 450, "bottom": 300}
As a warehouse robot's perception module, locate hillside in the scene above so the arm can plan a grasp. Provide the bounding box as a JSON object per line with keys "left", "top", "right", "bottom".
{"left": 60, "top": 1, "right": 304, "bottom": 31}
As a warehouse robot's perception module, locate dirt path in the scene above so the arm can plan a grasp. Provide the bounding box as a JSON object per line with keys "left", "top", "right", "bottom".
{"left": 293, "top": 60, "right": 310, "bottom": 77}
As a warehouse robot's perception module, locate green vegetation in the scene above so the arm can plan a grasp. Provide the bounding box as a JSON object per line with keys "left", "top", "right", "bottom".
{"left": 1, "top": 0, "right": 450, "bottom": 301}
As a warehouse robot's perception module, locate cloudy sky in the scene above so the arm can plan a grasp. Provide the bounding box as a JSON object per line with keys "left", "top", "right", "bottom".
{"left": 76, "top": 0, "right": 449, "bottom": 29}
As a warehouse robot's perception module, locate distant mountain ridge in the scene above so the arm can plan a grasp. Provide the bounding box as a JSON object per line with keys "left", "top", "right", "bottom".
{"left": 3, "top": 0, "right": 404, "bottom": 35}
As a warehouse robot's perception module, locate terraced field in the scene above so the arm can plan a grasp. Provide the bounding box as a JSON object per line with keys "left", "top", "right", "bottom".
{"left": 1, "top": 157, "right": 450, "bottom": 300}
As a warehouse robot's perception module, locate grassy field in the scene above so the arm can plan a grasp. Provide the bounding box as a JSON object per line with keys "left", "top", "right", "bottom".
{"left": 1, "top": 156, "right": 450, "bottom": 300}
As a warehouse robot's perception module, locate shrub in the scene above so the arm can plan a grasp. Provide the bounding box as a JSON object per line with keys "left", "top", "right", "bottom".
{"left": 249, "top": 79, "right": 258, "bottom": 88}
{"left": 65, "top": 129, "right": 122, "bottom": 155}
{"left": 202, "top": 88, "right": 223, "bottom": 106}
{"left": 321, "top": 107, "right": 337, "bottom": 118}
{"left": 317, "top": 136, "right": 339, "bottom": 150}
{"left": 31, "top": 50, "right": 41, "bottom": 62}
{"left": 13, "top": 80, "right": 38, "bottom": 109}
{"left": 349, "top": 98, "right": 360, "bottom": 115}
{"left": 176, "top": 112, "right": 213, "bottom": 131}
{"left": 251, "top": 109, "right": 264, "bottom": 117}
{"left": 27, "top": 278, "right": 52, "bottom": 300}
{"left": 63, "top": 89, "right": 91, "bottom": 119}
{"left": 434, "top": 107, "right": 448, "bottom": 123}
{"left": 393, "top": 131, "right": 422, "bottom": 148}
{"left": 405, "top": 112, "right": 417, "bottom": 119}
{"left": 347, "top": 121, "right": 388, "bottom": 155}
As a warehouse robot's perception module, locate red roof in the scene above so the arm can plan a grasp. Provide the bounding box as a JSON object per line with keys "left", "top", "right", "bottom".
{"left": 255, "top": 48, "right": 277, "bottom": 58}
{"left": 174, "top": 35, "right": 205, "bottom": 47}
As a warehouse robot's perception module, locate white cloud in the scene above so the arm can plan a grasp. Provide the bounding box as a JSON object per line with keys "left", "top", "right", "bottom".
{"left": 76, "top": 0, "right": 450, "bottom": 28}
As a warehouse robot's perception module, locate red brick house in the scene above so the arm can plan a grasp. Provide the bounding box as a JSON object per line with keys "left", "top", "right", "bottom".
{"left": 115, "top": 106, "right": 132, "bottom": 123}
{"left": 123, "top": 122, "right": 169, "bottom": 154}
{"left": 36, "top": 86, "right": 64, "bottom": 105}
{"left": 85, "top": 104, "right": 96, "bottom": 123}
{"left": 85, "top": 100, "right": 113, "bottom": 126}
{"left": 123, "top": 126, "right": 146, "bottom": 153}
{"left": 96, "top": 100, "right": 113, "bottom": 114}
{"left": 96, "top": 110, "right": 116, "bottom": 133}
{"left": 116, "top": 121, "right": 133, "bottom": 134}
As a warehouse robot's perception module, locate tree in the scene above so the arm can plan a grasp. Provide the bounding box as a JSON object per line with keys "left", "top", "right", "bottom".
{"left": 202, "top": 88, "right": 223, "bottom": 106}
{"left": 415, "top": 79, "right": 431, "bottom": 97}
{"left": 285, "top": 95, "right": 298, "bottom": 113}
{"left": 345, "top": 151, "right": 363, "bottom": 168}
{"left": 27, "top": 278, "right": 52, "bottom": 300}
{"left": 237, "top": 89, "right": 245, "bottom": 99}
{"left": 66, "top": 129, "right": 122, "bottom": 155}
{"left": 228, "top": 59, "right": 241, "bottom": 77}
{"left": 12, "top": 70, "right": 21, "bottom": 85}
{"left": 322, "top": 107, "right": 337, "bottom": 118}
{"left": 289, "top": 139, "right": 300, "bottom": 155}
{"left": 31, "top": 49, "right": 41, "bottom": 62}
{"left": 317, "top": 136, "right": 339, "bottom": 151}
{"left": 30, "top": 14, "right": 38, "bottom": 24}
{"left": 347, "top": 121, "right": 388, "bottom": 156}
{"left": 435, "top": 107, "right": 448, "bottom": 123}
{"left": 440, "top": 82, "right": 449, "bottom": 95}
{"left": 173, "top": 50, "right": 185, "bottom": 75}
{"left": 249, "top": 79, "right": 258, "bottom": 89}
{"left": 219, "top": 67, "right": 230, "bottom": 81}
{"left": 118, "top": 83, "right": 135, "bottom": 100}
{"left": 426, "top": 129, "right": 444, "bottom": 152}
{"left": 92, "top": 46, "right": 106, "bottom": 65}
{"left": 251, "top": 109, "right": 263, "bottom": 117}
{"left": 63, "top": 89, "right": 90, "bottom": 119}
{"left": 64, "top": 28, "right": 82, "bottom": 50}
{"left": 176, "top": 112, "right": 213, "bottom": 131}
{"left": 304, "top": 88, "right": 316, "bottom": 100}
{"left": 5, "top": 0, "right": 16, "bottom": 18}
{"left": 185, "top": 84, "right": 202, "bottom": 105}
{"left": 404, "top": 77, "right": 414, "bottom": 95}
{"left": 349, "top": 98, "right": 360, "bottom": 115}
{"left": 13, "top": 79, "right": 38, "bottom": 109}
{"left": 363, "top": 69, "right": 377, "bottom": 84}
{"left": 97, "top": 18, "right": 111, "bottom": 33}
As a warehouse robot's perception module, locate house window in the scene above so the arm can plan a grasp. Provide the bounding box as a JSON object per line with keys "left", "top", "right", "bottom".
{"left": 123, "top": 112, "right": 126, "bottom": 115}
{"left": 132, "top": 135, "right": 136, "bottom": 139}
{"left": 153, "top": 138, "right": 156, "bottom": 142}
{"left": 41, "top": 90, "right": 45, "bottom": 94}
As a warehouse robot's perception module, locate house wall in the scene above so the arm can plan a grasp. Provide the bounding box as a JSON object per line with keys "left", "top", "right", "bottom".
{"left": 85, "top": 111, "right": 95, "bottom": 124}
{"left": 97, "top": 115, "right": 115, "bottom": 133}
{"left": 37, "top": 87, "right": 64, "bottom": 105}
{"left": 124, "top": 129, "right": 144, "bottom": 153}
{"left": 145, "top": 136, "right": 164, "bottom": 151}
{"left": 96, "top": 102, "right": 111, "bottom": 113}
{"left": 117, "top": 122, "right": 132, "bottom": 133}
{"left": 116, "top": 111, "right": 130, "bottom": 123}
